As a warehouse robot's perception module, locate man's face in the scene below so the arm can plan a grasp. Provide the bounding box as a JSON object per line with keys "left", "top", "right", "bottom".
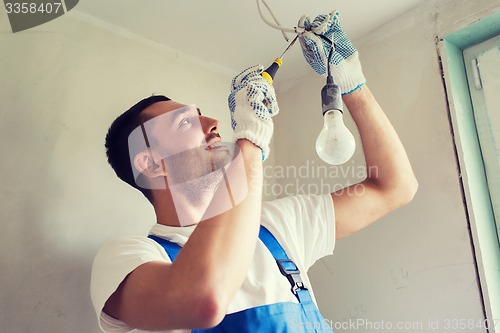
{"left": 128, "top": 100, "right": 248, "bottom": 226}
{"left": 138, "top": 101, "right": 233, "bottom": 185}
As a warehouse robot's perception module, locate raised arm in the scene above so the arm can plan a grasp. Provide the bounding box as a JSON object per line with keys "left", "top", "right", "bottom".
{"left": 104, "top": 141, "right": 263, "bottom": 330}
{"left": 297, "top": 11, "right": 417, "bottom": 239}
{"left": 333, "top": 87, "right": 418, "bottom": 238}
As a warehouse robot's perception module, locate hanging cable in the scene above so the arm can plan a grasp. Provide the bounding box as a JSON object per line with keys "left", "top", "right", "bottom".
{"left": 256, "top": 0, "right": 297, "bottom": 41}
{"left": 260, "top": 0, "right": 290, "bottom": 41}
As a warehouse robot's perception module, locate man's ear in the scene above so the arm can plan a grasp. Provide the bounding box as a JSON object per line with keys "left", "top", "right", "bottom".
{"left": 133, "top": 151, "right": 166, "bottom": 178}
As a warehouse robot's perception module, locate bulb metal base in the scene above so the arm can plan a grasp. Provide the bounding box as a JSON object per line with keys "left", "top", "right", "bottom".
{"left": 320, "top": 77, "right": 343, "bottom": 116}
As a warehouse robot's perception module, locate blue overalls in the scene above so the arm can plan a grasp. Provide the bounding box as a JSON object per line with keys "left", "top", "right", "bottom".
{"left": 149, "top": 226, "right": 334, "bottom": 332}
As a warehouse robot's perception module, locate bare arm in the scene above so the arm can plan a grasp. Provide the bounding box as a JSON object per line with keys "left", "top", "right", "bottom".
{"left": 332, "top": 86, "right": 418, "bottom": 239}
{"left": 104, "top": 140, "right": 263, "bottom": 330}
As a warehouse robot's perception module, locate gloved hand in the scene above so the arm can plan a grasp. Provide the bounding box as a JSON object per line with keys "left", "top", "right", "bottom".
{"left": 228, "top": 65, "right": 279, "bottom": 161}
{"left": 297, "top": 10, "right": 366, "bottom": 95}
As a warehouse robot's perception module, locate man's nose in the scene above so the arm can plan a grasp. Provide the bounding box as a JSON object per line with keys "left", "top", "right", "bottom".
{"left": 200, "top": 116, "right": 219, "bottom": 134}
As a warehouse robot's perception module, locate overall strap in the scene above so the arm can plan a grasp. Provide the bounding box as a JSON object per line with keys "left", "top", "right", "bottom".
{"left": 148, "top": 226, "right": 312, "bottom": 303}
{"left": 258, "top": 226, "right": 312, "bottom": 304}
{"left": 148, "top": 234, "right": 181, "bottom": 262}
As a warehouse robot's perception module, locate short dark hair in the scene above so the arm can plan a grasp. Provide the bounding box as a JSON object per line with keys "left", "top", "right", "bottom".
{"left": 105, "top": 95, "right": 171, "bottom": 202}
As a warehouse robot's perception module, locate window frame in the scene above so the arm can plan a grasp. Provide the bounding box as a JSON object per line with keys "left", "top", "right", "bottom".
{"left": 437, "top": 11, "right": 500, "bottom": 330}
{"left": 463, "top": 35, "right": 500, "bottom": 246}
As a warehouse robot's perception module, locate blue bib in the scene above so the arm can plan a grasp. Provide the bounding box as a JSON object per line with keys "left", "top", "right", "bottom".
{"left": 149, "top": 226, "right": 333, "bottom": 332}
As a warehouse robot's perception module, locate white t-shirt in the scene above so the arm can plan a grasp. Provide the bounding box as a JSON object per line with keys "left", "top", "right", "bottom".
{"left": 91, "top": 194, "right": 336, "bottom": 333}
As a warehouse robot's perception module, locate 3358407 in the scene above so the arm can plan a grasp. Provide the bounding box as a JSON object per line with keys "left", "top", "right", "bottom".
{"left": 4, "top": 2, "right": 63, "bottom": 14}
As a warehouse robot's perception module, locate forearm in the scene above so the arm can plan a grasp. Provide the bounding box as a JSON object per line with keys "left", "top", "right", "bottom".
{"left": 343, "top": 86, "right": 418, "bottom": 198}
{"left": 330, "top": 86, "right": 418, "bottom": 238}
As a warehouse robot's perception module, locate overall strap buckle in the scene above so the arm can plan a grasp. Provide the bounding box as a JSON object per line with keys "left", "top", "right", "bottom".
{"left": 259, "top": 226, "right": 312, "bottom": 303}
{"left": 276, "top": 259, "right": 308, "bottom": 295}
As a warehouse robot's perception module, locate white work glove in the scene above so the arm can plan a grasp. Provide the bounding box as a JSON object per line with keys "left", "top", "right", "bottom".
{"left": 297, "top": 10, "right": 366, "bottom": 95}
{"left": 228, "top": 65, "right": 279, "bottom": 161}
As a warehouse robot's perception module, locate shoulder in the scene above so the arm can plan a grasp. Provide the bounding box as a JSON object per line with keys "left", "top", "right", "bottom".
{"left": 93, "top": 236, "right": 169, "bottom": 266}
{"left": 91, "top": 236, "right": 170, "bottom": 286}
{"left": 90, "top": 236, "right": 170, "bottom": 324}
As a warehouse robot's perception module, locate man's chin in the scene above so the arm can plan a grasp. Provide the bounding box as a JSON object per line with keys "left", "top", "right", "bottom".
{"left": 211, "top": 150, "right": 233, "bottom": 167}
{"left": 170, "top": 169, "right": 225, "bottom": 205}
{"left": 208, "top": 142, "right": 237, "bottom": 167}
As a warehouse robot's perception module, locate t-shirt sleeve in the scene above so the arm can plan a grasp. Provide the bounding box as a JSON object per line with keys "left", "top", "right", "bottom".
{"left": 90, "top": 236, "right": 169, "bottom": 332}
{"left": 260, "top": 193, "right": 335, "bottom": 271}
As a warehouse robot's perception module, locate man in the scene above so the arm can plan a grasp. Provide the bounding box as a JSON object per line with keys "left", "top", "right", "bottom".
{"left": 91, "top": 11, "right": 417, "bottom": 332}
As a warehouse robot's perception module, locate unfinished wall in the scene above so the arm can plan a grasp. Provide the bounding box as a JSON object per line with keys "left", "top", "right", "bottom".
{"left": 0, "top": 10, "right": 246, "bottom": 333}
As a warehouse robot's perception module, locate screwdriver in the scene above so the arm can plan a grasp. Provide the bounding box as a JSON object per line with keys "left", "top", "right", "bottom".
{"left": 261, "top": 35, "right": 299, "bottom": 85}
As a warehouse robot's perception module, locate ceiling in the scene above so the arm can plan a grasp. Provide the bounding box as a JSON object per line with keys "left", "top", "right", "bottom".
{"left": 75, "top": 0, "right": 429, "bottom": 91}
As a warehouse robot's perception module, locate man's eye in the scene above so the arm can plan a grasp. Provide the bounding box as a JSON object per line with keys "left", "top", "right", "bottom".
{"left": 179, "top": 118, "right": 191, "bottom": 126}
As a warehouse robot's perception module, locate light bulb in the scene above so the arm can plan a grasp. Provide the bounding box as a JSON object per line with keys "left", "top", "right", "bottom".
{"left": 316, "top": 110, "right": 356, "bottom": 165}
{"left": 316, "top": 73, "right": 356, "bottom": 165}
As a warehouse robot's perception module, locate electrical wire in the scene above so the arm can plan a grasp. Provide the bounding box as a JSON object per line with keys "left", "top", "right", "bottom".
{"left": 326, "top": 38, "right": 335, "bottom": 85}
{"left": 256, "top": 0, "right": 297, "bottom": 41}
{"left": 258, "top": 0, "right": 291, "bottom": 41}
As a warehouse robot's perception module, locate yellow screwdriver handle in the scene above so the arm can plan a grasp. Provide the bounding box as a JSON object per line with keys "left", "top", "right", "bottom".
{"left": 261, "top": 58, "right": 283, "bottom": 85}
